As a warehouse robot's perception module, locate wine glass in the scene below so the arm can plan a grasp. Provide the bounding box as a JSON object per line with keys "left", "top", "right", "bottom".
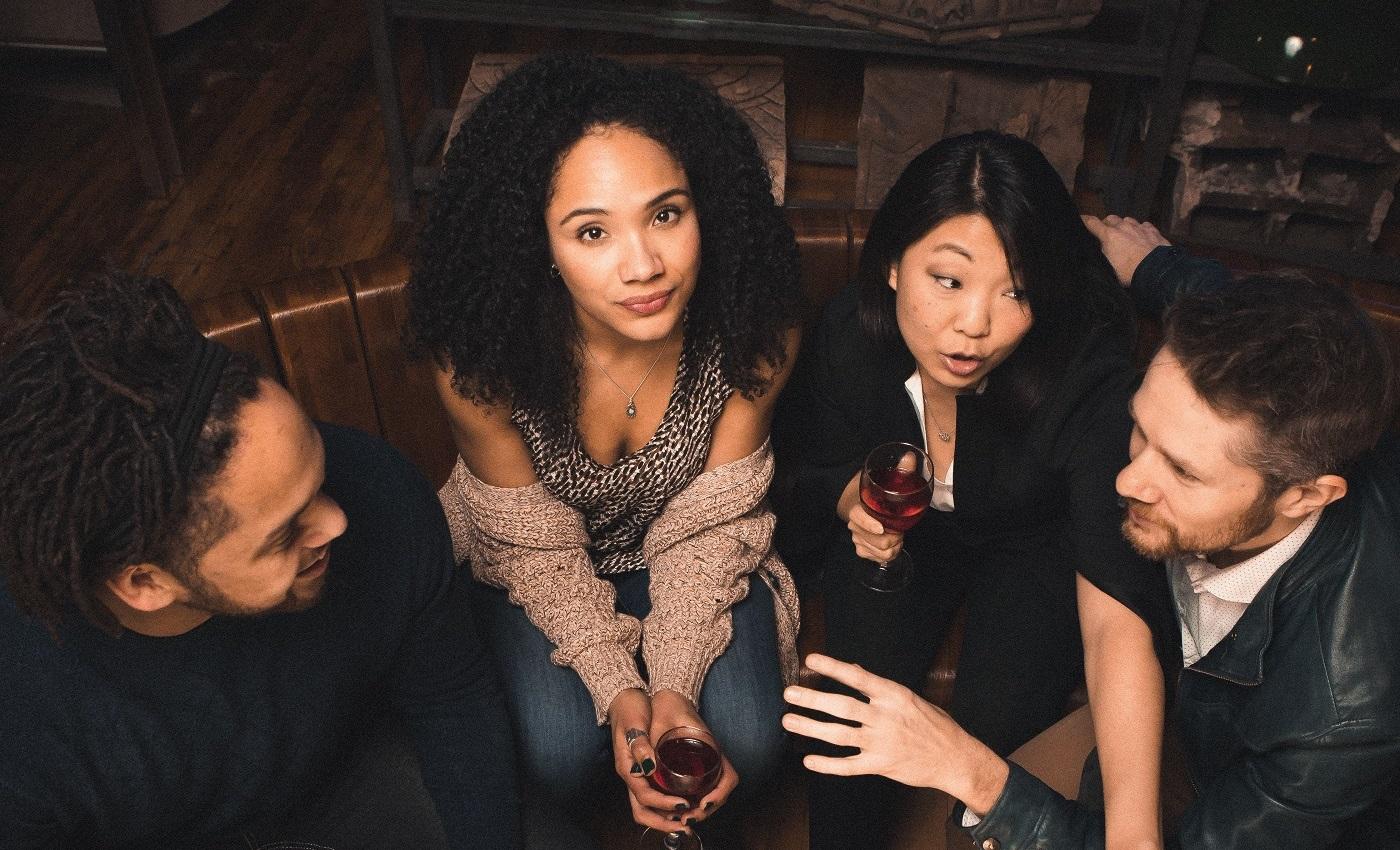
{"left": 858, "top": 441, "right": 933, "bottom": 592}
{"left": 637, "top": 726, "right": 724, "bottom": 850}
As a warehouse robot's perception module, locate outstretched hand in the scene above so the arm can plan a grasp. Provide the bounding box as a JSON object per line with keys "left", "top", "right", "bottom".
{"left": 1082, "top": 215, "right": 1171, "bottom": 286}
{"left": 781, "top": 653, "right": 1010, "bottom": 816}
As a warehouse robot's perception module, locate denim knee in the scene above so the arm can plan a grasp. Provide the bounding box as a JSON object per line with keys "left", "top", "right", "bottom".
{"left": 473, "top": 584, "right": 613, "bottom": 807}
{"left": 711, "top": 705, "right": 787, "bottom": 798}
{"left": 697, "top": 576, "right": 788, "bottom": 798}
{"left": 513, "top": 710, "right": 612, "bottom": 807}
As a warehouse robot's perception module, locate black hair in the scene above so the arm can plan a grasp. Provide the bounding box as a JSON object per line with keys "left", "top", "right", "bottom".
{"left": 407, "top": 53, "right": 800, "bottom": 415}
{"left": 0, "top": 271, "right": 262, "bottom": 633}
{"left": 1164, "top": 273, "right": 1395, "bottom": 494}
{"left": 856, "top": 130, "right": 1131, "bottom": 414}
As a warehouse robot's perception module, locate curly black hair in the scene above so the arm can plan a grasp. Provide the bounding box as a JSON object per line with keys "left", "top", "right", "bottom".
{"left": 408, "top": 53, "right": 801, "bottom": 415}
{"left": 0, "top": 271, "right": 262, "bottom": 634}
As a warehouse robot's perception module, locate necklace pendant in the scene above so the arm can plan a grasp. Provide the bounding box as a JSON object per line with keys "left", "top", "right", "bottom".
{"left": 626, "top": 401, "right": 637, "bottom": 418}
{"left": 937, "top": 430, "right": 951, "bottom": 442}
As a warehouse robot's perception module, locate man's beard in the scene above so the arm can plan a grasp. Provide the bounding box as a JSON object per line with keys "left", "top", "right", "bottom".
{"left": 1122, "top": 492, "right": 1277, "bottom": 561}
{"left": 181, "top": 569, "right": 327, "bottom": 618}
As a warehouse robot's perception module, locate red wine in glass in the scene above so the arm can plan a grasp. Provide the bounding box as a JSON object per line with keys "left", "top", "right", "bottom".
{"left": 638, "top": 726, "right": 724, "bottom": 850}
{"left": 858, "top": 442, "right": 933, "bottom": 591}
{"left": 861, "top": 466, "right": 933, "bottom": 531}
{"left": 652, "top": 736, "right": 722, "bottom": 805}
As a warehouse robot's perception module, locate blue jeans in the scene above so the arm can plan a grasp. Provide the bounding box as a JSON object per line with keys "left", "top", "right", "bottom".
{"left": 473, "top": 570, "right": 787, "bottom": 850}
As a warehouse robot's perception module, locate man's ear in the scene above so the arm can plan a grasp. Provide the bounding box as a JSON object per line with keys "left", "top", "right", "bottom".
{"left": 1274, "top": 474, "right": 1348, "bottom": 519}
{"left": 888, "top": 262, "right": 899, "bottom": 292}
{"left": 104, "top": 563, "right": 184, "bottom": 613}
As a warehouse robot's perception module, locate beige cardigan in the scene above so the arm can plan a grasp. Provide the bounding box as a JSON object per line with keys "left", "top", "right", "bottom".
{"left": 440, "top": 442, "right": 799, "bottom": 724}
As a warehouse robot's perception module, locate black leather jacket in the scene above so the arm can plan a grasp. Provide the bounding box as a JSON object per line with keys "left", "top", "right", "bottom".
{"left": 966, "top": 436, "right": 1400, "bottom": 849}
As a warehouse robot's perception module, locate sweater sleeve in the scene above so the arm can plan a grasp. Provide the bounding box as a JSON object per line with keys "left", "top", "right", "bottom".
{"left": 641, "top": 442, "right": 796, "bottom": 702}
{"left": 440, "top": 459, "right": 645, "bottom": 723}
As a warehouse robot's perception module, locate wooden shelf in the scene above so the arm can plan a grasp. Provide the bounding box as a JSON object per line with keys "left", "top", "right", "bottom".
{"left": 385, "top": 0, "right": 1170, "bottom": 78}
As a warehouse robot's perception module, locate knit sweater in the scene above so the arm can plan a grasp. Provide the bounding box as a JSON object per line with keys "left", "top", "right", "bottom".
{"left": 440, "top": 442, "right": 799, "bottom": 723}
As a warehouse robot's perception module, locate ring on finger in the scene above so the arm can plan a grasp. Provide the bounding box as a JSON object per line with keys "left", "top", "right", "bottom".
{"left": 625, "top": 728, "right": 648, "bottom": 746}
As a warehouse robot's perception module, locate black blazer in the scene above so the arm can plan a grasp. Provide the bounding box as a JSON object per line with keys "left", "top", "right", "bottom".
{"left": 772, "top": 284, "right": 1177, "bottom": 667}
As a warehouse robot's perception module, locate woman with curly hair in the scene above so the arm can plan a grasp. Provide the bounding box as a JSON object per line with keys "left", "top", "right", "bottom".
{"left": 408, "top": 54, "right": 802, "bottom": 848}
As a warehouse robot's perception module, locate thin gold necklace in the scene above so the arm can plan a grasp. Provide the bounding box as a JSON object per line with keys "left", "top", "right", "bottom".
{"left": 581, "top": 340, "right": 667, "bottom": 418}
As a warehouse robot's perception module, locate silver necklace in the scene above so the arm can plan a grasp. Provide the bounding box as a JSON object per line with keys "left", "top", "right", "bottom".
{"left": 581, "top": 341, "right": 667, "bottom": 418}
{"left": 926, "top": 405, "right": 955, "bottom": 442}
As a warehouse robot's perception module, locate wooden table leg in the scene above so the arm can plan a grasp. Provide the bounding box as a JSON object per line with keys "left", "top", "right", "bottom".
{"left": 93, "top": 0, "right": 183, "bottom": 197}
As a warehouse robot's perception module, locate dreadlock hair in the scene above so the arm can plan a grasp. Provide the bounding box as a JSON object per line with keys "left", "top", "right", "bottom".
{"left": 0, "top": 271, "right": 262, "bottom": 634}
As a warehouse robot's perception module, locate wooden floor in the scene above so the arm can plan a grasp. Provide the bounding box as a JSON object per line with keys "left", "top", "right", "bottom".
{"left": 0, "top": 0, "right": 859, "bottom": 316}
{"left": 2, "top": 0, "right": 1397, "bottom": 317}
{"left": 1, "top": 0, "right": 421, "bottom": 315}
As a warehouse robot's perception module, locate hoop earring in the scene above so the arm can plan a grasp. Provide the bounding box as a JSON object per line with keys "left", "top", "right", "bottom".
{"left": 549, "top": 263, "right": 561, "bottom": 279}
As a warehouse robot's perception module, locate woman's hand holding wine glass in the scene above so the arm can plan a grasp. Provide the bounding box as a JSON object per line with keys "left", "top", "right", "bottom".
{"left": 840, "top": 479, "right": 909, "bottom": 564}
{"left": 612, "top": 689, "right": 735, "bottom": 842}
{"left": 610, "top": 689, "right": 677, "bottom": 834}
{"left": 649, "top": 691, "right": 735, "bottom": 822}
{"left": 839, "top": 442, "right": 933, "bottom": 591}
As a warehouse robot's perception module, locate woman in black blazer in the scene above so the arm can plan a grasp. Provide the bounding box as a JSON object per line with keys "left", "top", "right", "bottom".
{"left": 774, "top": 132, "right": 1177, "bottom": 850}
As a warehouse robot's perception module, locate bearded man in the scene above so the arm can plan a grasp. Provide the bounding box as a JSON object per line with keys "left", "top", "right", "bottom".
{"left": 783, "top": 236, "right": 1400, "bottom": 849}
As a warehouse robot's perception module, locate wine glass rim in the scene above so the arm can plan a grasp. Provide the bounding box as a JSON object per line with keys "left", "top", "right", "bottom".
{"left": 870, "top": 440, "right": 930, "bottom": 458}
{"left": 654, "top": 726, "right": 722, "bottom": 779}
{"left": 863, "top": 442, "right": 932, "bottom": 493}
{"left": 657, "top": 724, "right": 713, "bottom": 741}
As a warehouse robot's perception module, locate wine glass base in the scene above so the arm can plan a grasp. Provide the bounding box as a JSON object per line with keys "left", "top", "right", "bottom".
{"left": 860, "top": 554, "right": 911, "bottom": 592}
{"left": 638, "top": 827, "right": 702, "bottom": 850}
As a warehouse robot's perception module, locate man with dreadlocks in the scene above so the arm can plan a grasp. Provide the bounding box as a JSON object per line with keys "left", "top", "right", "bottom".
{"left": 0, "top": 272, "right": 520, "bottom": 849}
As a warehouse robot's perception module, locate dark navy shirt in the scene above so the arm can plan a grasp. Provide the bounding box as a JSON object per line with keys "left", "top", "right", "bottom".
{"left": 0, "top": 424, "right": 519, "bottom": 849}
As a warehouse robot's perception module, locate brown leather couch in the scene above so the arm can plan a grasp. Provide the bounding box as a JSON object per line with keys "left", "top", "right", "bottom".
{"left": 192, "top": 207, "right": 1400, "bottom": 849}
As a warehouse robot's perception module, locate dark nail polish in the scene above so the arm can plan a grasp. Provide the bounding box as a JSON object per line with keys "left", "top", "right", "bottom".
{"left": 669, "top": 815, "right": 681, "bottom": 822}
{"left": 703, "top": 802, "right": 714, "bottom": 812}
{"left": 685, "top": 817, "right": 696, "bottom": 827}
{"left": 629, "top": 762, "right": 642, "bottom": 775}
{"left": 641, "top": 758, "right": 655, "bottom": 774}
{"left": 673, "top": 802, "right": 688, "bottom": 811}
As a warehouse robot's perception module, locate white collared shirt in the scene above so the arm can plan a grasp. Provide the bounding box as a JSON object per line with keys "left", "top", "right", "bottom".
{"left": 902, "top": 371, "right": 986, "bottom": 512}
{"left": 1169, "top": 510, "right": 1321, "bottom": 666}
{"left": 964, "top": 508, "right": 1323, "bottom": 831}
